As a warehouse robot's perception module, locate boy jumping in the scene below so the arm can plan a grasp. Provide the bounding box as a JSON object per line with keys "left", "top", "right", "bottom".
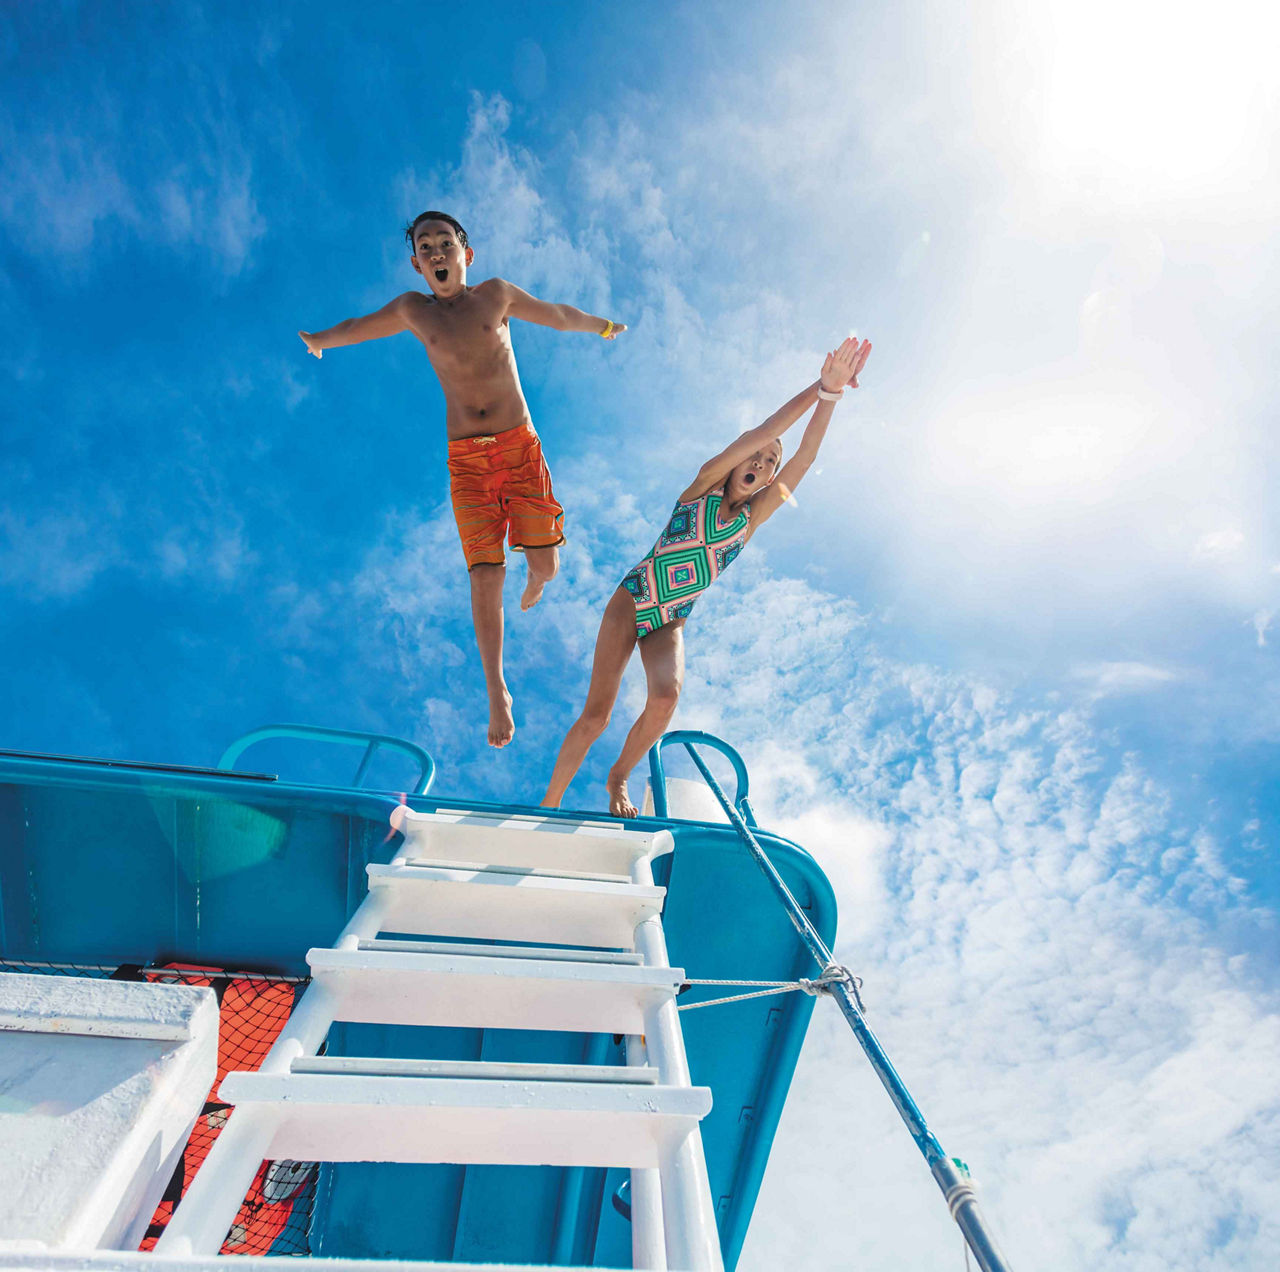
{"left": 299, "top": 211, "right": 626, "bottom": 748}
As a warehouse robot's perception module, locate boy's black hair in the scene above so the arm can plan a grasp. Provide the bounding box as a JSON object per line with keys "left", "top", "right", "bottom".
{"left": 405, "top": 210, "right": 469, "bottom": 251}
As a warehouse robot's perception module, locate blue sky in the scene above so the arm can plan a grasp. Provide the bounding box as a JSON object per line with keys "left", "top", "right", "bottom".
{"left": 3, "top": 1, "right": 1279, "bottom": 1267}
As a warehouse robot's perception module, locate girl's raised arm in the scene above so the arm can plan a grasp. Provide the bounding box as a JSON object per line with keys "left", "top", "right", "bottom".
{"left": 678, "top": 336, "right": 867, "bottom": 504}
{"left": 678, "top": 381, "right": 821, "bottom": 504}
{"left": 746, "top": 338, "right": 871, "bottom": 533}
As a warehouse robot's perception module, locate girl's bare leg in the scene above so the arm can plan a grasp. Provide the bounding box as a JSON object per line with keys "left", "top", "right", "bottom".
{"left": 606, "top": 622, "right": 685, "bottom": 818}
{"left": 540, "top": 587, "right": 638, "bottom": 808}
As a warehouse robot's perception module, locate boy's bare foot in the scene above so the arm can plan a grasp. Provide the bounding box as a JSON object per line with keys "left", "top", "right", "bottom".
{"left": 489, "top": 689, "right": 515, "bottom": 748}
{"left": 520, "top": 575, "right": 547, "bottom": 611}
{"left": 607, "top": 773, "right": 638, "bottom": 818}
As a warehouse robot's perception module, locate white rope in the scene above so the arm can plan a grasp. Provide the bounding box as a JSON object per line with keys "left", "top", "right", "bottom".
{"left": 677, "top": 963, "right": 864, "bottom": 1013}
{"left": 946, "top": 1180, "right": 977, "bottom": 1221}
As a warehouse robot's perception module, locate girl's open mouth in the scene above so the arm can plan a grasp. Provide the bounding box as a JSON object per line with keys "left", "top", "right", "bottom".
{"left": 744, "top": 473, "right": 756, "bottom": 485}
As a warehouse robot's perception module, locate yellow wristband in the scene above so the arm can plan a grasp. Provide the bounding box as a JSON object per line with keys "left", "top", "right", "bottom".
{"left": 600, "top": 319, "right": 614, "bottom": 338}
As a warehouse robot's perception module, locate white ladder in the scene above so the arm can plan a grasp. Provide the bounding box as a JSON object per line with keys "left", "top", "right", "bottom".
{"left": 155, "top": 807, "right": 723, "bottom": 1271}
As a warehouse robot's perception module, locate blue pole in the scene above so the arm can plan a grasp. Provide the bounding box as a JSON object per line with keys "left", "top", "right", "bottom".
{"left": 673, "top": 740, "right": 1013, "bottom": 1272}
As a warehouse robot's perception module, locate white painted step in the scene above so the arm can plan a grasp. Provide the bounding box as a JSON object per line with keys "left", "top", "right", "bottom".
{"left": 366, "top": 862, "right": 665, "bottom": 948}
{"left": 307, "top": 945, "right": 684, "bottom": 1034}
{"left": 219, "top": 1071, "right": 712, "bottom": 1169}
{"left": 291, "top": 1057, "right": 659, "bottom": 1084}
{"left": 391, "top": 807, "right": 673, "bottom": 876}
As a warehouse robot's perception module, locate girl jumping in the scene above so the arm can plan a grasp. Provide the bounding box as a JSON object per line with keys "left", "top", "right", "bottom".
{"left": 541, "top": 334, "right": 872, "bottom": 816}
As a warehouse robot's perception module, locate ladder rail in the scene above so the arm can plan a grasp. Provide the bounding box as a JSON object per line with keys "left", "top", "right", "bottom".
{"left": 630, "top": 853, "right": 721, "bottom": 1271}
{"left": 156, "top": 890, "right": 387, "bottom": 1254}
{"left": 625, "top": 1033, "right": 669, "bottom": 1270}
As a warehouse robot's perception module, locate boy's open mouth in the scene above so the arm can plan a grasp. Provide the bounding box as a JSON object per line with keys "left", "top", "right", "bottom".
{"left": 434, "top": 268, "right": 449, "bottom": 282}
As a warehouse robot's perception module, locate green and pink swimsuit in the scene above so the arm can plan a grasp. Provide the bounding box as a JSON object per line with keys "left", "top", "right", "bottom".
{"left": 621, "top": 486, "right": 752, "bottom": 639}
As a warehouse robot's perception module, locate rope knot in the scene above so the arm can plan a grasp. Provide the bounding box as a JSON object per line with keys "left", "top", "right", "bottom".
{"left": 798, "top": 962, "right": 864, "bottom": 1010}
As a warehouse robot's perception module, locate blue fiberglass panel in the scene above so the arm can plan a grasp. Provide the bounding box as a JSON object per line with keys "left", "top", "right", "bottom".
{"left": 0, "top": 754, "right": 836, "bottom": 1268}
{"left": 0, "top": 781, "right": 188, "bottom": 962}
{"left": 0, "top": 756, "right": 391, "bottom": 974}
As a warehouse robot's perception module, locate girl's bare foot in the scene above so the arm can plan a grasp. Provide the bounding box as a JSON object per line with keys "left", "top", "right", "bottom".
{"left": 488, "top": 688, "right": 515, "bottom": 748}
{"left": 520, "top": 575, "right": 546, "bottom": 611}
{"left": 607, "top": 772, "right": 638, "bottom": 818}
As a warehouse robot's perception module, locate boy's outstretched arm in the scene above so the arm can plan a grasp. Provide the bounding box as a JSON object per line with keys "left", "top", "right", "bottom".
{"left": 746, "top": 338, "right": 872, "bottom": 532}
{"left": 499, "top": 280, "right": 627, "bottom": 339}
{"left": 680, "top": 337, "right": 869, "bottom": 504}
{"left": 298, "top": 293, "right": 418, "bottom": 358}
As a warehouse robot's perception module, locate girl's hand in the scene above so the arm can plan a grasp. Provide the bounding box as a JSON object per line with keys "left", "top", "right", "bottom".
{"left": 819, "top": 335, "right": 870, "bottom": 389}
{"left": 820, "top": 336, "right": 872, "bottom": 392}
{"left": 819, "top": 337, "right": 857, "bottom": 392}
{"left": 846, "top": 337, "right": 872, "bottom": 387}
{"left": 299, "top": 331, "right": 323, "bottom": 359}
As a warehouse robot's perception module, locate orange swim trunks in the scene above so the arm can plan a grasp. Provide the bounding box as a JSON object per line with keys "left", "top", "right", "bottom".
{"left": 447, "top": 422, "right": 565, "bottom": 569}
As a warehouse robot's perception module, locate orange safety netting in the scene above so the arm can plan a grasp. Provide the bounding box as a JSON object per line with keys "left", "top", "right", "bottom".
{"left": 135, "top": 964, "right": 316, "bottom": 1255}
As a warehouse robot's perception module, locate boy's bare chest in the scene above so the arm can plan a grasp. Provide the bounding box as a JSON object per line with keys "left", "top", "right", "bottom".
{"left": 409, "top": 295, "right": 511, "bottom": 373}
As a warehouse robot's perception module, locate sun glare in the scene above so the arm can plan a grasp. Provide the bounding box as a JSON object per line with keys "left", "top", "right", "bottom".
{"left": 1001, "top": 0, "right": 1278, "bottom": 200}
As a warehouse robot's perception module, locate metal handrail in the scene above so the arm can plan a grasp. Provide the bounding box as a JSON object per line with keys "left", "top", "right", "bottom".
{"left": 217, "top": 724, "right": 435, "bottom": 795}
{"left": 646, "top": 730, "right": 1014, "bottom": 1272}
{"left": 647, "top": 729, "right": 758, "bottom": 825}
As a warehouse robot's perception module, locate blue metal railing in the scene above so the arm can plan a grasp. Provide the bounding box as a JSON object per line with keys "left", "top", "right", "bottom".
{"left": 648, "top": 729, "right": 758, "bottom": 825}
{"left": 217, "top": 724, "right": 435, "bottom": 796}
{"left": 646, "top": 730, "right": 1014, "bottom": 1272}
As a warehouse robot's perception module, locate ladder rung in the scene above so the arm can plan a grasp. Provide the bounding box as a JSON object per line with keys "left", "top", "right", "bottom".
{"left": 400, "top": 856, "right": 632, "bottom": 884}
{"left": 218, "top": 1071, "right": 712, "bottom": 1169}
{"left": 431, "top": 807, "right": 623, "bottom": 832}
{"left": 356, "top": 938, "right": 646, "bottom": 965}
{"left": 366, "top": 862, "right": 665, "bottom": 948}
{"left": 292, "top": 1057, "right": 659, "bottom": 1084}
{"left": 390, "top": 808, "right": 673, "bottom": 876}
{"left": 307, "top": 946, "right": 683, "bottom": 1033}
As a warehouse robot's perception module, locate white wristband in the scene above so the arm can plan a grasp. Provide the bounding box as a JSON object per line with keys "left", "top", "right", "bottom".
{"left": 816, "top": 386, "right": 844, "bottom": 402}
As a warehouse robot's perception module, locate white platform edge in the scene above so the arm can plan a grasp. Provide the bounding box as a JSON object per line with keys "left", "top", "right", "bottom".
{"left": 0, "top": 973, "right": 214, "bottom": 1042}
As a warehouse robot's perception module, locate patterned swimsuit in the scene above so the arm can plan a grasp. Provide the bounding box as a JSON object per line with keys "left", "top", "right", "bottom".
{"left": 621, "top": 487, "right": 752, "bottom": 639}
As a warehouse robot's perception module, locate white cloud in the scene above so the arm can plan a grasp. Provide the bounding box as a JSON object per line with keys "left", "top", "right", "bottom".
{"left": 668, "top": 570, "right": 1275, "bottom": 1271}
{"left": 0, "top": 77, "right": 265, "bottom": 278}
{"left": 1193, "top": 528, "right": 1247, "bottom": 562}
{"left": 0, "top": 506, "right": 119, "bottom": 600}
{"left": 1073, "top": 662, "right": 1182, "bottom": 696}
